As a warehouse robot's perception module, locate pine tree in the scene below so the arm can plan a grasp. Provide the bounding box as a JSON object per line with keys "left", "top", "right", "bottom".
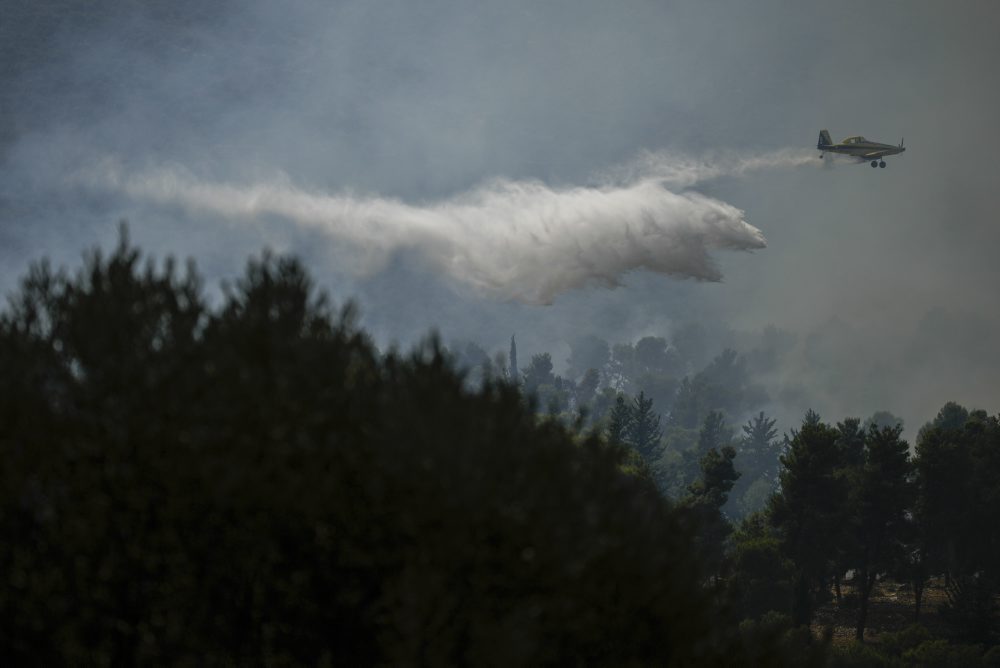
{"left": 607, "top": 394, "right": 632, "bottom": 445}
{"left": 683, "top": 445, "right": 741, "bottom": 576}
{"left": 678, "top": 411, "right": 733, "bottom": 497}
{"left": 730, "top": 411, "right": 780, "bottom": 516}
{"left": 627, "top": 391, "right": 663, "bottom": 461}
{"left": 768, "top": 412, "right": 847, "bottom": 627}
{"left": 848, "top": 423, "right": 912, "bottom": 641}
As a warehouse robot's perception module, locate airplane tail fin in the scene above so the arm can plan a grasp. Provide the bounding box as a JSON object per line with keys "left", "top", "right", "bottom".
{"left": 818, "top": 129, "right": 833, "bottom": 148}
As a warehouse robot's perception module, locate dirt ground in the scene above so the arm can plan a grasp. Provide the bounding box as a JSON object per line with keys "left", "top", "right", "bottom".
{"left": 813, "top": 579, "right": 951, "bottom": 647}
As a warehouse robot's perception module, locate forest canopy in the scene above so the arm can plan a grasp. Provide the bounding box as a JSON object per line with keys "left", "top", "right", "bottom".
{"left": 1, "top": 232, "right": 997, "bottom": 665}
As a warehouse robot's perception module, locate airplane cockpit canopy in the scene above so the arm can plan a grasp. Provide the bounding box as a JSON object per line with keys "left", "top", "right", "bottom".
{"left": 843, "top": 136, "right": 867, "bottom": 144}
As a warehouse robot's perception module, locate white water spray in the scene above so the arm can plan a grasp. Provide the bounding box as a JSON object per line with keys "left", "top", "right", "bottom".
{"left": 84, "top": 149, "right": 815, "bottom": 304}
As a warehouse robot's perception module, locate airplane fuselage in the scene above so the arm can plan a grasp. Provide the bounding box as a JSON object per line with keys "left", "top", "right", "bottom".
{"left": 817, "top": 130, "right": 906, "bottom": 167}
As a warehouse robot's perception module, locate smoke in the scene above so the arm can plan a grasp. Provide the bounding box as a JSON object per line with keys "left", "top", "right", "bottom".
{"left": 603, "top": 148, "right": 820, "bottom": 188}
{"left": 82, "top": 149, "right": 813, "bottom": 304}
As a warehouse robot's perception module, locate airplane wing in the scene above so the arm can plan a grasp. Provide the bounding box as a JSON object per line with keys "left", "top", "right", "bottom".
{"left": 862, "top": 150, "right": 890, "bottom": 159}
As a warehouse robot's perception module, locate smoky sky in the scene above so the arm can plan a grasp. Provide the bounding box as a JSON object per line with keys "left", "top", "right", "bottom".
{"left": 3, "top": 0, "right": 999, "bottom": 435}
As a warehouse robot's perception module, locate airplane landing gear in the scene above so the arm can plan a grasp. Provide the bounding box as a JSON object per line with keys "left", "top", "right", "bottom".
{"left": 871, "top": 160, "right": 878, "bottom": 167}
{"left": 879, "top": 161, "right": 886, "bottom": 168}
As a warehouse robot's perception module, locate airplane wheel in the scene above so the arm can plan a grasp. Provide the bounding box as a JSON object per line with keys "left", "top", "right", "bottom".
{"left": 871, "top": 161, "right": 878, "bottom": 167}
{"left": 879, "top": 161, "right": 886, "bottom": 168}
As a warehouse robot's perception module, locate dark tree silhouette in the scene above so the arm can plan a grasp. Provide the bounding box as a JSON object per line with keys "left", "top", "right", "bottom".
{"left": 683, "top": 445, "right": 740, "bottom": 577}
{"left": 626, "top": 391, "right": 664, "bottom": 462}
{"left": 846, "top": 424, "right": 912, "bottom": 641}
{"left": 2, "top": 233, "right": 806, "bottom": 664}
{"left": 606, "top": 394, "right": 631, "bottom": 445}
{"left": 768, "top": 412, "right": 847, "bottom": 628}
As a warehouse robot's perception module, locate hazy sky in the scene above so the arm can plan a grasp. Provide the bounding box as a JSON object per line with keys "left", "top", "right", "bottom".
{"left": 2, "top": 0, "right": 999, "bottom": 434}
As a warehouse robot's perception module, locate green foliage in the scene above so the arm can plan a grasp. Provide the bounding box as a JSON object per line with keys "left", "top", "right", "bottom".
{"left": 730, "top": 513, "right": 794, "bottom": 620}
{"left": 606, "top": 394, "right": 631, "bottom": 445}
{"left": 901, "top": 638, "right": 984, "bottom": 667}
{"left": 736, "top": 611, "right": 830, "bottom": 667}
{"left": 941, "top": 574, "right": 1000, "bottom": 646}
{"left": 634, "top": 336, "right": 677, "bottom": 376}
{"left": 731, "top": 412, "right": 781, "bottom": 516}
{"left": 863, "top": 410, "right": 904, "bottom": 434}
{"left": 626, "top": 391, "right": 664, "bottom": 461}
{"left": 913, "top": 404, "right": 1000, "bottom": 642}
{"left": 688, "top": 446, "right": 740, "bottom": 505}
{"left": 768, "top": 411, "right": 847, "bottom": 627}
{"left": 836, "top": 417, "right": 866, "bottom": 469}
{"left": 668, "top": 349, "right": 767, "bottom": 429}
{"left": 521, "top": 352, "right": 555, "bottom": 394}
{"left": 846, "top": 424, "right": 912, "bottom": 640}
{"left": 738, "top": 477, "right": 776, "bottom": 517}
{"left": 633, "top": 371, "right": 679, "bottom": 422}
{"left": 682, "top": 445, "right": 740, "bottom": 574}
{"left": 830, "top": 624, "right": 993, "bottom": 668}
{"left": 0, "top": 236, "right": 745, "bottom": 664}
{"left": 658, "top": 425, "right": 699, "bottom": 497}
{"left": 829, "top": 640, "right": 896, "bottom": 667}
{"left": 876, "top": 623, "right": 933, "bottom": 657}
{"left": 929, "top": 401, "right": 970, "bottom": 433}
{"left": 670, "top": 411, "right": 734, "bottom": 503}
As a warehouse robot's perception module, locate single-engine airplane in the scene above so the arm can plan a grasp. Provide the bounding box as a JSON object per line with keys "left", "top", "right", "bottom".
{"left": 817, "top": 130, "right": 906, "bottom": 168}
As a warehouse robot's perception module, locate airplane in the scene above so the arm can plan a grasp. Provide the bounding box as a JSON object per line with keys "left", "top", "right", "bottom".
{"left": 817, "top": 129, "right": 906, "bottom": 168}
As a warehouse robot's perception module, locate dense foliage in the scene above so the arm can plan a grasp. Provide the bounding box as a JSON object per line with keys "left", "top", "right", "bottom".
{"left": 3, "top": 233, "right": 998, "bottom": 663}
{"left": 0, "top": 234, "right": 815, "bottom": 664}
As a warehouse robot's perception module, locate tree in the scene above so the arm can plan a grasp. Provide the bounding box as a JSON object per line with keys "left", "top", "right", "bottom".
{"left": 911, "top": 409, "right": 969, "bottom": 620}
{"left": 676, "top": 411, "right": 733, "bottom": 497}
{"left": 565, "top": 335, "right": 609, "bottom": 381}
{"left": 742, "top": 412, "right": 780, "bottom": 466}
{"left": 634, "top": 373, "right": 678, "bottom": 423}
{"left": 835, "top": 417, "right": 865, "bottom": 470}
{"left": 827, "top": 417, "right": 866, "bottom": 604}
{"left": 768, "top": 412, "right": 847, "bottom": 628}
{"left": 730, "top": 513, "right": 795, "bottom": 621}
{"left": 668, "top": 351, "right": 766, "bottom": 430}
{"left": 687, "top": 445, "right": 741, "bottom": 508}
{"left": 2, "top": 234, "right": 801, "bottom": 664}
{"left": 846, "top": 424, "right": 912, "bottom": 641}
{"left": 521, "top": 352, "right": 554, "bottom": 395}
{"left": 862, "top": 410, "right": 904, "bottom": 434}
{"left": 731, "top": 412, "right": 781, "bottom": 516}
{"left": 682, "top": 445, "right": 740, "bottom": 577}
{"left": 669, "top": 376, "right": 706, "bottom": 429}
{"left": 633, "top": 336, "right": 678, "bottom": 376}
{"left": 626, "top": 391, "right": 663, "bottom": 462}
{"left": 916, "top": 406, "right": 1000, "bottom": 644}
{"left": 607, "top": 342, "right": 636, "bottom": 392}
{"left": 698, "top": 410, "right": 732, "bottom": 457}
